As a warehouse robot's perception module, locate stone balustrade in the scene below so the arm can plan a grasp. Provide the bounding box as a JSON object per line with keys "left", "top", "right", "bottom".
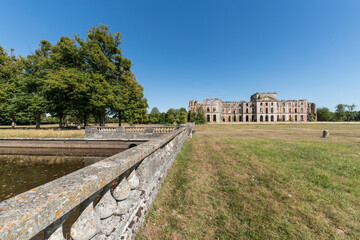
{"left": 0, "top": 123, "right": 194, "bottom": 240}
{"left": 85, "top": 126, "right": 178, "bottom": 140}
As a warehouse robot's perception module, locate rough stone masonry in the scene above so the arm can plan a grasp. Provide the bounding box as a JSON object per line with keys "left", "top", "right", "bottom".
{"left": 0, "top": 124, "right": 194, "bottom": 240}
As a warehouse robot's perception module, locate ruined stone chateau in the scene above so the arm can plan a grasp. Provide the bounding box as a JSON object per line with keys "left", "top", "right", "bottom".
{"left": 189, "top": 92, "right": 317, "bottom": 123}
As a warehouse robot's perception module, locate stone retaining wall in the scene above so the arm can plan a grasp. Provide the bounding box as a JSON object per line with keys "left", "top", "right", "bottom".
{"left": 85, "top": 126, "right": 178, "bottom": 140}
{"left": 0, "top": 123, "right": 194, "bottom": 240}
{"left": 0, "top": 138, "right": 145, "bottom": 157}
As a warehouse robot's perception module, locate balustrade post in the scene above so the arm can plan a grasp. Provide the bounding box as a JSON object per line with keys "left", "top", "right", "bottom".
{"left": 113, "top": 170, "right": 140, "bottom": 216}
{"left": 94, "top": 183, "right": 122, "bottom": 236}
{"left": 44, "top": 208, "right": 75, "bottom": 240}
{"left": 71, "top": 193, "right": 101, "bottom": 240}
{"left": 145, "top": 127, "right": 153, "bottom": 133}
{"left": 127, "top": 170, "right": 139, "bottom": 190}
{"left": 113, "top": 176, "right": 131, "bottom": 201}
{"left": 95, "top": 184, "right": 117, "bottom": 219}
{"left": 113, "top": 175, "right": 131, "bottom": 215}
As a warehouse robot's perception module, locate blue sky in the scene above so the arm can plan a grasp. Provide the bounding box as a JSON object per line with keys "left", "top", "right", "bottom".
{"left": 1, "top": 0, "right": 360, "bottom": 112}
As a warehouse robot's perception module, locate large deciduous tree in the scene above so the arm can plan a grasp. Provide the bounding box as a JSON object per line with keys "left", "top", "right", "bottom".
{"left": 76, "top": 24, "right": 147, "bottom": 126}
{"left": 334, "top": 104, "right": 346, "bottom": 121}
{"left": 19, "top": 40, "right": 51, "bottom": 129}
{"left": 166, "top": 108, "right": 179, "bottom": 124}
{"left": 0, "top": 24, "right": 148, "bottom": 127}
{"left": 178, "top": 107, "right": 188, "bottom": 124}
{"left": 317, "top": 107, "right": 333, "bottom": 122}
{"left": 0, "top": 47, "right": 22, "bottom": 128}
{"left": 345, "top": 104, "right": 357, "bottom": 121}
{"left": 195, "top": 106, "right": 206, "bottom": 124}
{"left": 149, "top": 107, "right": 161, "bottom": 124}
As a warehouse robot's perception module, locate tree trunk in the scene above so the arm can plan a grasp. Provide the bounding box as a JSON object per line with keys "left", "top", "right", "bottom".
{"left": 100, "top": 110, "right": 106, "bottom": 126}
{"left": 77, "top": 117, "right": 81, "bottom": 130}
{"left": 11, "top": 118, "right": 16, "bottom": 129}
{"left": 118, "top": 111, "right": 122, "bottom": 126}
{"left": 84, "top": 113, "right": 87, "bottom": 127}
{"left": 36, "top": 111, "right": 41, "bottom": 129}
{"left": 66, "top": 115, "right": 70, "bottom": 128}
{"left": 59, "top": 114, "right": 63, "bottom": 129}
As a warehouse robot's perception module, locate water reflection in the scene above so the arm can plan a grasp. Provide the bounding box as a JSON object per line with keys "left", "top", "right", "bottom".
{"left": 0, "top": 155, "right": 104, "bottom": 202}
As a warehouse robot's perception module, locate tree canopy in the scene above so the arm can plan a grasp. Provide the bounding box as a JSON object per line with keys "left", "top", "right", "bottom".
{"left": 318, "top": 105, "right": 359, "bottom": 122}
{"left": 0, "top": 24, "right": 148, "bottom": 128}
{"left": 317, "top": 107, "right": 333, "bottom": 121}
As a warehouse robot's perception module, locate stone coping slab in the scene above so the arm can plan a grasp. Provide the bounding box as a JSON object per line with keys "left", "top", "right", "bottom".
{"left": 0, "top": 137, "right": 146, "bottom": 142}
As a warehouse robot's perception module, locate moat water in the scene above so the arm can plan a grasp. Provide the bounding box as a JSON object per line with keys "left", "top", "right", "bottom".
{"left": 0, "top": 156, "right": 90, "bottom": 202}
{"left": 0, "top": 155, "right": 111, "bottom": 239}
{"left": 0, "top": 141, "right": 138, "bottom": 238}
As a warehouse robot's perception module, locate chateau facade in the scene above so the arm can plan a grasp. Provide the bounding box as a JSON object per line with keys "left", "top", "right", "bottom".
{"left": 189, "top": 92, "right": 317, "bottom": 123}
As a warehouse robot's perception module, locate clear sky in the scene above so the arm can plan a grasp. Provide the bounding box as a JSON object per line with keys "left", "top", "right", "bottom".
{"left": 1, "top": 0, "right": 360, "bottom": 112}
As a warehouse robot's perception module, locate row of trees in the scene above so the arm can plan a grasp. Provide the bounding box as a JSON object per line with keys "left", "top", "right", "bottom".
{"left": 0, "top": 24, "right": 148, "bottom": 128}
{"left": 317, "top": 104, "right": 360, "bottom": 121}
{"left": 147, "top": 107, "right": 187, "bottom": 124}
{"left": 147, "top": 106, "right": 205, "bottom": 125}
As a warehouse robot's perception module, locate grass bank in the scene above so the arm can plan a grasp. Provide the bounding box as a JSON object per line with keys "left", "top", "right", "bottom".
{"left": 0, "top": 129, "right": 84, "bottom": 138}
{"left": 0, "top": 123, "right": 171, "bottom": 138}
{"left": 137, "top": 124, "right": 360, "bottom": 239}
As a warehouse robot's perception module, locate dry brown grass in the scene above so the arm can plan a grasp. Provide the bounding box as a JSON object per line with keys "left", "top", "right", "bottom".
{"left": 0, "top": 123, "right": 172, "bottom": 138}
{"left": 137, "top": 123, "right": 360, "bottom": 240}
{"left": 0, "top": 129, "right": 85, "bottom": 138}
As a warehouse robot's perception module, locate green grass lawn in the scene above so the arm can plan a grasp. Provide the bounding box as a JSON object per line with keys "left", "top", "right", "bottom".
{"left": 137, "top": 124, "right": 360, "bottom": 239}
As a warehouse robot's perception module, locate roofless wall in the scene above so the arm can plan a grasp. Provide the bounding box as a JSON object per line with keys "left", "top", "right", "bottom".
{"left": 189, "top": 92, "right": 317, "bottom": 123}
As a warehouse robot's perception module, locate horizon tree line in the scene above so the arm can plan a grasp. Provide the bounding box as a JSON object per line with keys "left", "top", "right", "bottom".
{"left": 317, "top": 104, "right": 360, "bottom": 121}
{"left": 146, "top": 106, "right": 205, "bottom": 125}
